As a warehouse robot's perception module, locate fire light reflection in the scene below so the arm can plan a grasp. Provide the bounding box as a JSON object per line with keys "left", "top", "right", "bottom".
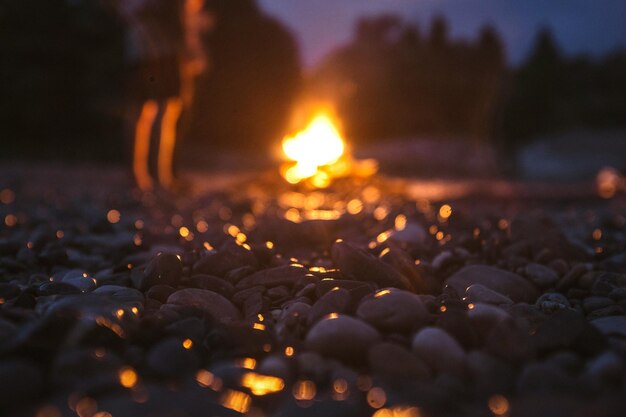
{"left": 240, "top": 372, "right": 285, "bottom": 396}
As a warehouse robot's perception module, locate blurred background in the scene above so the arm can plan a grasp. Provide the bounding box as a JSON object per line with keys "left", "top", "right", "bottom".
{"left": 1, "top": 0, "right": 625, "bottom": 180}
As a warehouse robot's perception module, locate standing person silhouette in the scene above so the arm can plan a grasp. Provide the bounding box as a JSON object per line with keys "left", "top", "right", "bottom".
{"left": 119, "top": 0, "right": 211, "bottom": 191}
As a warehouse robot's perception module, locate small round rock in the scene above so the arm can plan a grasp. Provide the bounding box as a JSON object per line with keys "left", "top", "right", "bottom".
{"left": 306, "top": 314, "right": 380, "bottom": 363}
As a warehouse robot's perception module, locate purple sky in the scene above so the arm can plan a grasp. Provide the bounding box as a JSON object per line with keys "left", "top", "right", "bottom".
{"left": 258, "top": 0, "right": 626, "bottom": 68}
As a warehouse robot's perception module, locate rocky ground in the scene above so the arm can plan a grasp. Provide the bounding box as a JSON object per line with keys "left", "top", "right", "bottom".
{"left": 1, "top": 166, "right": 626, "bottom": 417}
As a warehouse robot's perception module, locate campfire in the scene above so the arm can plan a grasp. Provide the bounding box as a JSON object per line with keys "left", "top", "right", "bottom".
{"left": 280, "top": 111, "right": 378, "bottom": 188}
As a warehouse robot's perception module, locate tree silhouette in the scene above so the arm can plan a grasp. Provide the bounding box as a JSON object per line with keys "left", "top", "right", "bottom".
{"left": 188, "top": 0, "right": 301, "bottom": 151}
{"left": 429, "top": 15, "right": 449, "bottom": 49}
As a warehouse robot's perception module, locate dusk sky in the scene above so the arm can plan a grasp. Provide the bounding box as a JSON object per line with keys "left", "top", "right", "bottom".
{"left": 258, "top": 0, "right": 626, "bottom": 68}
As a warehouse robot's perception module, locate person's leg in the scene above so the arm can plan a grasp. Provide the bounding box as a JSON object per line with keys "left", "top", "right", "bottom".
{"left": 133, "top": 100, "right": 158, "bottom": 191}
{"left": 158, "top": 97, "right": 183, "bottom": 189}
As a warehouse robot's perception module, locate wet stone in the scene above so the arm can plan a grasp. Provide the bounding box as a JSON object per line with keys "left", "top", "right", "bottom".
{"left": 316, "top": 279, "right": 374, "bottom": 303}
{"left": 436, "top": 308, "right": 479, "bottom": 350}
{"left": 592, "top": 315, "right": 626, "bottom": 338}
{"left": 524, "top": 263, "right": 559, "bottom": 288}
{"left": 466, "top": 351, "right": 515, "bottom": 397}
{"left": 306, "top": 315, "right": 380, "bottom": 363}
{"left": 57, "top": 269, "right": 97, "bottom": 293}
{"left": 188, "top": 274, "right": 235, "bottom": 298}
{"left": 51, "top": 348, "right": 123, "bottom": 392}
{"left": 368, "top": 342, "right": 430, "bottom": 382}
{"left": 531, "top": 310, "right": 606, "bottom": 356}
{"left": 147, "top": 338, "right": 199, "bottom": 377}
{"left": 587, "top": 304, "right": 624, "bottom": 320}
{"left": 331, "top": 240, "right": 411, "bottom": 290}
{"left": 517, "top": 361, "right": 578, "bottom": 394}
{"left": 164, "top": 317, "right": 206, "bottom": 341}
{"left": 556, "top": 263, "right": 588, "bottom": 292}
{"left": 93, "top": 285, "right": 144, "bottom": 306}
{"left": 146, "top": 285, "right": 177, "bottom": 303}
{"left": 357, "top": 288, "right": 429, "bottom": 333}
{"left": 132, "top": 253, "right": 183, "bottom": 291}
{"left": 192, "top": 242, "right": 258, "bottom": 277}
{"left": 243, "top": 291, "right": 267, "bottom": 319}
{"left": 584, "top": 351, "right": 624, "bottom": 387}
{"left": 465, "top": 284, "right": 513, "bottom": 306}
{"left": 166, "top": 289, "right": 240, "bottom": 323}
{"left": 536, "top": 292, "right": 571, "bottom": 314}
{"left": 447, "top": 265, "right": 539, "bottom": 303}
{"left": 307, "top": 288, "right": 351, "bottom": 325}
{"left": 38, "top": 282, "right": 81, "bottom": 296}
{"left": 232, "top": 285, "right": 265, "bottom": 307}
{"left": 467, "top": 303, "right": 511, "bottom": 340}
{"left": 412, "top": 327, "right": 466, "bottom": 378}
{"left": 380, "top": 243, "right": 440, "bottom": 294}
{"left": 582, "top": 296, "right": 614, "bottom": 313}
{"left": 608, "top": 287, "right": 626, "bottom": 301}
{"left": 267, "top": 285, "right": 290, "bottom": 300}
{"left": 235, "top": 265, "right": 310, "bottom": 289}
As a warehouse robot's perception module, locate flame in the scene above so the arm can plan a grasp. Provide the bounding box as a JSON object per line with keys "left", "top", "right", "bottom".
{"left": 282, "top": 114, "right": 346, "bottom": 185}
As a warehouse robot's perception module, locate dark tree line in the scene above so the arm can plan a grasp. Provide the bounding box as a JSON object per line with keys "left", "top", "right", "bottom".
{"left": 309, "top": 15, "right": 506, "bottom": 142}
{"left": 1, "top": 3, "right": 625, "bottom": 163}
{"left": 187, "top": 0, "right": 300, "bottom": 151}
{"left": 500, "top": 29, "right": 626, "bottom": 155}
{"left": 309, "top": 15, "right": 626, "bottom": 154}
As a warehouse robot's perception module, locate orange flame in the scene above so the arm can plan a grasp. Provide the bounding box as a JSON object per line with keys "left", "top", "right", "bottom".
{"left": 281, "top": 113, "right": 347, "bottom": 186}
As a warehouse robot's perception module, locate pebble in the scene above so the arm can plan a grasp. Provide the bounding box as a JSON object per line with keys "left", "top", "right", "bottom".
{"left": 192, "top": 242, "right": 258, "bottom": 277}
{"left": 467, "top": 303, "right": 511, "bottom": 340}
{"left": 587, "top": 305, "right": 624, "bottom": 320}
{"left": 331, "top": 240, "right": 411, "bottom": 290}
{"left": 235, "top": 264, "right": 310, "bottom": 289}
{"left": 57, "top": 269, "right": 97, "bottom": 293}
{"left": 465, "top": 284, "right": 513, "bottom": 305}
{"left": 131, "top": 253, "right": 182, "bottom": 291}
{"left": 4, "top": 170, "right": 626, "bottom": 415}
{"left": 411, "top": 327, "right": 466, "bottom": 377}
{"left": 532, "top": 310, "right": 606, "bottom": 356}
{"left": 146, "top": 285, "right": 176, "bottom": 303}
{"left": 584, "top": 351, "right": 624, "bottom": 387}
{"left": 188, "top": 275, "right": 235, "bottom": 297}
{"left": 582, "top": 296, "right": 614, "bottom": 313}
{"left": 446, "top": 265, "right": 539, "bottom": 303}
{"left": 466, "top": 351, "right": 515, "bottom": 396}
{"left": 368, "top": 342, "right": 430, "bottom": 382}
{"left": 524, "top": 263, "right": 559, "bottom": 288}
{"left": 535, "top": 292, "right": 571, "bottom": 314}
{"left": 389, "top": 221, "right": 428, "bottom": 245}
{"left": 147, "top": 338, "right": 199, "bottom": 377}
{"left": 379, "top": 243, "right": 440, "bottom": 293}
{"left": 307, "top": 288, "right": 351, "bottom": 325}
{"left": 38, "top": 282, "right": 81, "bottom": 296}
{"left": 306, "top": 315, "right": 380, "bottom": 363}
{"left": 357, "top": 288, "right": 429, "bottom": 333}
{"left": 517, "top": 361, "right": 578, "bottom": 394}
{"left": 591, "top": 315, "right": 626, "bottom": 337}
{"left": 556, "top": 263, "right": 588, "bottom": 291}
{"left": 166, "top": 289, "right": 240, "bottom": 323}
{"left": 93, "top": 285, "right": 144, "bottom": 306}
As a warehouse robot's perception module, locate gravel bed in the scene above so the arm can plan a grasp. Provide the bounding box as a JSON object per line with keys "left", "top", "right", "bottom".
{"left": 1, "top": 170, "right": 625, "bottom": 417}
